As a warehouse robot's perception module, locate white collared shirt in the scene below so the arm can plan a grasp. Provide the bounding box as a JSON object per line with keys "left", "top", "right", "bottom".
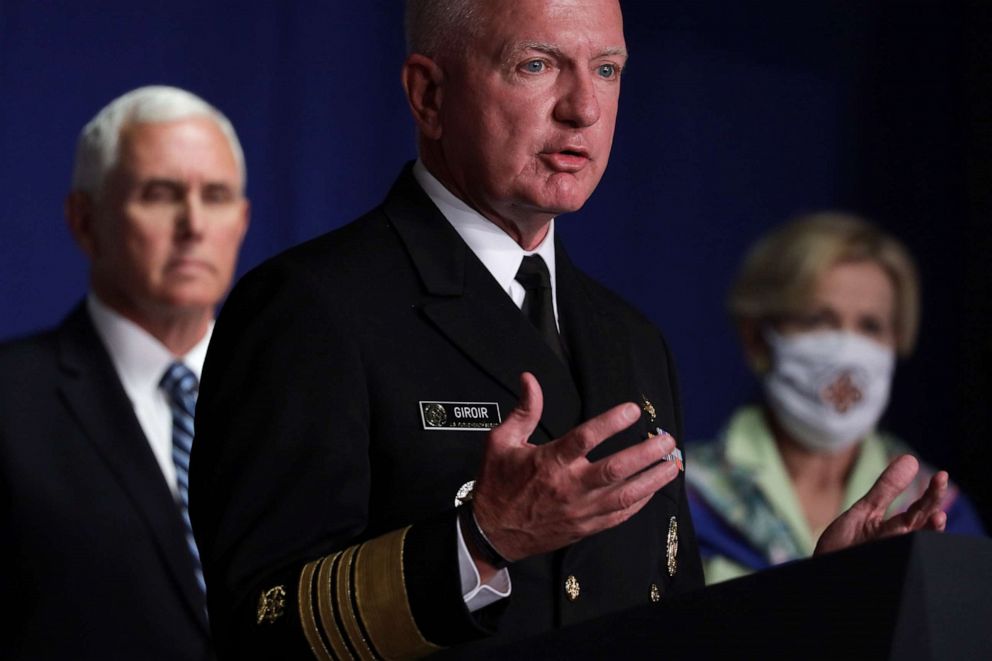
{"left": 413, "top": 160, "right": 560, "bottom": 327}
{"left": 87, "top": 293, "right": 212, "bottom": 496}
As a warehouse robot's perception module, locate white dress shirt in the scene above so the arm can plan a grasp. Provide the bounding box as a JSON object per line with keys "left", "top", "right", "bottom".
{"left": 414, "top": 161, "right": 561, "bottom": 612}
{"left": 87, "top": 293, "right": 212, "bottom": 496}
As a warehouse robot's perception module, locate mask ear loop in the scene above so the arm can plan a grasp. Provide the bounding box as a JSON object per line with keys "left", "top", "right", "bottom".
{"left": 744, "top": 323, "right": 777, "bottom": 375}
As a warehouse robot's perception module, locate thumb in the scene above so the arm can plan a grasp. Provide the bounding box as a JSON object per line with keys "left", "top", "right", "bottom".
{"left": 489, "top": 372, "right": 544, "bottom": 448}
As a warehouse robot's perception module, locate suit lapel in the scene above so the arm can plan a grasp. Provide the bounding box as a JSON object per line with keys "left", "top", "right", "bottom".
{"left": 383, "top": 167, "right": 581, "bottom": 440}
{"left": 55, "top": 305, "right": 209, "bottom": 632}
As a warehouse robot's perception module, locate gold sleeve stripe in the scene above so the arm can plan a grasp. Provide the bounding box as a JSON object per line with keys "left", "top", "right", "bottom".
{"left": 354, "top": 528, "right": 442, "bottom": 660}
{"left": 318, "top": 551, "right": 352, "bottom": 661}
{"left": 299, "top": 527, "right": 441, "bottom": 660}
{"left": 345, "top": 549, "right": 384, "bottom": 659}
{"left": 333, "top": 545, "right": 379, "bottom": 660}
{"left": 298, "top": 558, "right": 334, "bottom": 661}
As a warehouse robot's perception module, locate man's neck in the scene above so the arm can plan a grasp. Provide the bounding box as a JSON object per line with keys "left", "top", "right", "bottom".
{"left": 144, "top": 314, "right": 212, "bottom": 356}
{"left": 419, "top": 154, "right": 552, "bottom": 251}
{"left": 93, "top": 290, "right": 212, "bottom": 356}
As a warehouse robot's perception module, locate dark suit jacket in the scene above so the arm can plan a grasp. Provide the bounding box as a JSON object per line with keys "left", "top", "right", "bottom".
{"left": 191, "top": 166, "right": 704, "bottom": 659}
{"left": 0, "top": 305, "right": 212, "bottom": 660}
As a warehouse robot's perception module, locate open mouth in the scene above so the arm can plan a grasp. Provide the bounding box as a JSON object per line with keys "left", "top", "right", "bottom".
{"left": 542, "top": 148, "right": 590, "bottom": 172}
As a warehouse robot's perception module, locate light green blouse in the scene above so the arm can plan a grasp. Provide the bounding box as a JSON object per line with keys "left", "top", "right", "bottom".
{"left": 687, "top": 406, "right": 906, "bottom": 585}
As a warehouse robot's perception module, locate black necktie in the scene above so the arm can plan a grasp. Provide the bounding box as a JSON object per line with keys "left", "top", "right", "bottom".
{"left": 515, "top": 254, "right": 567, "bottom": 364}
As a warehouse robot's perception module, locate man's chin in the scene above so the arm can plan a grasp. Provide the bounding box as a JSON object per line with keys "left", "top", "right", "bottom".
{"left": 157, "top": 286, "right": 223, "bottom": 314}
{"left": 530, "top": 190, "right": 595, "bottom": 217}
{"left": 540, "top": 171, "right": 599, "bottom": 212}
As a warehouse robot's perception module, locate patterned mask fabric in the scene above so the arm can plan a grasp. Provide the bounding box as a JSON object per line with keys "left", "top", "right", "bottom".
{"left": 762, "top": 329, "right": 895, "bottom": 453}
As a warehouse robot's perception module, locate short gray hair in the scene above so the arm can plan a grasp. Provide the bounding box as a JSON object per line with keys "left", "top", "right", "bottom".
{"left": 405, "top": 0, "right": 481, "bottom": 57}
{"left": 70, "top": 85, "right": 246, "bottom": 195}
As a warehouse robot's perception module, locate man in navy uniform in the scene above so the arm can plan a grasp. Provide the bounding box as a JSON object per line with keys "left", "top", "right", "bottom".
{"left": 190, "top": 2, "right": 947, "bottom": 658}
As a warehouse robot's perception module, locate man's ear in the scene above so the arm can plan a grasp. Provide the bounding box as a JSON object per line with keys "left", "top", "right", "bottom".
{"left": 65, "top": 191, "right": 99, "bottom": 259}
{"left": 236, "top": 197, "right": 251, "bottom": 245}
{"left": 402, "top": 53, "right": 445, "bottom": 140}
{"left": 739, "top": 318, "right": 771, "bottom": 374}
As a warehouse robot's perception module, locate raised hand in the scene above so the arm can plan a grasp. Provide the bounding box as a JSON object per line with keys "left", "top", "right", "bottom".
{"left": 815, "top": 454, "right": 948, "bottom": 556}
{"left": 469, "top": 372, "right": 680, "bottom": 574}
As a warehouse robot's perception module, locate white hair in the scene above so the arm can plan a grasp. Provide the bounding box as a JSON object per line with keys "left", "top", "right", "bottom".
{"left": 70, "top": 85, "right": 246, "bottom": 195}
{"left": 404, "top": 0, "right": 481, "bottom": 56}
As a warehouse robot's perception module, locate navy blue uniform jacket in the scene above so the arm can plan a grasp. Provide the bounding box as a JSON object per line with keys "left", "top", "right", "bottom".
{"left": 190, "top": 166, "right": 703, "bottom": 659}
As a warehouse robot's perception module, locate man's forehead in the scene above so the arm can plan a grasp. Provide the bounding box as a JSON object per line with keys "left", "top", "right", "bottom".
{"left": 118, "top": 120, "right": 237, "bottom": 165}
{"left": 119, "top": 117, "right": 222, "bottom": 147}
{"left": 476, "top": 0, "right": 625, "bottom": 54}
{"left": 111, "top": 120, "right": 241, "bottom": 188}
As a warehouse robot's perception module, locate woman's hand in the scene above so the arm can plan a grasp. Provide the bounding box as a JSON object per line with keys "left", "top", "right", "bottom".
{"left": 814, "top": 454, "right": 947, "bottom": 555}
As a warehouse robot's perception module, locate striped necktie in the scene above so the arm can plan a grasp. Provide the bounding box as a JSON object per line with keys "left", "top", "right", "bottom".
{"left": 160, "top": 361, "right": 206, "bottom": 595}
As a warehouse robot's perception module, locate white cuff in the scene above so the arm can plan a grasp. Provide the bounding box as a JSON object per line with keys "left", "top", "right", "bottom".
{"left": 456, "top": 515, "right": 511, "bottom": 612}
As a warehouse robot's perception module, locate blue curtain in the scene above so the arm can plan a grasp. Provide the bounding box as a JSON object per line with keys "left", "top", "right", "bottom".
{"left": 1, "top": 1, "right": 988, "bottom": 527}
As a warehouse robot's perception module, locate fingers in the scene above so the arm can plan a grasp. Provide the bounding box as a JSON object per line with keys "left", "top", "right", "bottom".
{"left": 488, "top": 372, "right": 544, "bottom": 448}
{"left": 553, "top": 401, "right": 641, "bottom": 464}
{"left": 583, "top": 432, "right": 676, "bottom": 488}
{"left": 580, "top": 456, "right": 681, "bottom": 529}
{"left": 929, "top": 510, "right": 947, "bottom": 532}
{"left": 577, "top": 490, "right": 657, "bottom": 537}
{"left": 905, "top": 471, "right": 948, "bottom": 524}
{"left": 884, "top": 470, "right": 948, "bottom": 535}
{"left": 858, "top": 454, "right": 919, "bottom": 516}
{"left": 602, "top": 454, "right": 680, "bottom": 511}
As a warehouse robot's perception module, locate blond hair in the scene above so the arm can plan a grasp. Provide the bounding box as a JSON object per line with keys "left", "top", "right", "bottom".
{"left": 728, "top": 212, "right": 920, "bottom": 355}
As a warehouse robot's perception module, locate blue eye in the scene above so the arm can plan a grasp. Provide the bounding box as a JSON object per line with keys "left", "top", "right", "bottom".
{"left": 523, "top": 60, "right": 545, "bottom": 73}
{"left": 597, "top": 64, "right": 617, "bottom": 78}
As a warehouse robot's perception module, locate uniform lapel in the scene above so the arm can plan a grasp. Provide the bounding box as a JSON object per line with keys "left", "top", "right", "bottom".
{"left": 383, "top": 167, "right": 581, "bottom": 440}
{"left": 555, "top": 242, "right": 643, "bottom": 458}
{"left": 55, "top": 305, "right": 209, "bottom": 632}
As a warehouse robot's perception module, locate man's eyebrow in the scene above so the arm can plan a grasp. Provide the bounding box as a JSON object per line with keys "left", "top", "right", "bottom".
{"left": 599, "top": 46, "right": 629, "bottom": 60}
{"left": 137, "top": 178, "right": 239, "bottom": 193}
{"left": 507, "top": 41, "right": 628, "bottom": 61}
{"left": 140, "top": 177, "right": 185, "bottom": 188}
{"left": 507, "top": 41, "right": 563, "bottom": 61}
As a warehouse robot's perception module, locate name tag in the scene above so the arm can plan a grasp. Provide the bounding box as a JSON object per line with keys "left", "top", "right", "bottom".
{"left": 419, "top": 401, "right": 502, "bottom": 431}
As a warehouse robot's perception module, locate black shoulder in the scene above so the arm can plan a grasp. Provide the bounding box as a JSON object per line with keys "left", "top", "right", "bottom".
{"left": 0, "top": 326, "right": 59, "bottom": 369}
{"left": 571, "top": 267, "right": 668, "bottom": 338}
{"left": 223, "top": 206, "right": 407, "bottom": 312}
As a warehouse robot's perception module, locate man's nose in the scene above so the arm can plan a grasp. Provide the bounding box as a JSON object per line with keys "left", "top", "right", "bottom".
{"left": 176, "top": 192, "right": 206, "bottom": 239}
{"left": 554, "top": 68, "right": 601, "bottom": 128}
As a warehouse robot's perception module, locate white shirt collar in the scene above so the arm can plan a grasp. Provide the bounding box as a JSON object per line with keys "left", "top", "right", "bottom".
{"left": 86, "top": 293, "right": 212, "bottom": 390}
{"left": 412, "top": 160, "right": 558, "bottom": 306}
{"left": 86, "top": 294, "right": 212, "bottom": 495}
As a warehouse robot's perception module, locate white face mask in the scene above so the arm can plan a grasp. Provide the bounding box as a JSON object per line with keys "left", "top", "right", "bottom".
{"left": 762, "top": 329, "right": 896, "bottom": 454}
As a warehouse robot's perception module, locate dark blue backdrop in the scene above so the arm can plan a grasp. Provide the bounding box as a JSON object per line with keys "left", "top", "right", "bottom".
{"left": 2, "top": 1, "right": 989, "bottom": 526}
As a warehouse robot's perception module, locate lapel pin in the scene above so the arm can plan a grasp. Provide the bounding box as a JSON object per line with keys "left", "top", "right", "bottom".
{"left": 640, "top": 395, "right": 656, "bottom": 423}
{"left": 666, "top": 516, "right": 679, "bottom": 577}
